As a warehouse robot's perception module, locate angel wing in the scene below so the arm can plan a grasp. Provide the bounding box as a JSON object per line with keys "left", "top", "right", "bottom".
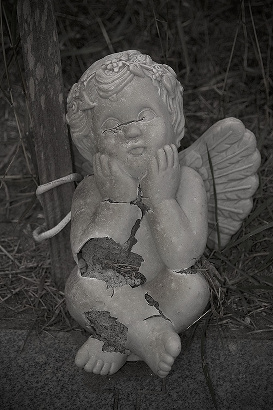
{"left": 179, "top": 118, "right": 261, "bottom": 249}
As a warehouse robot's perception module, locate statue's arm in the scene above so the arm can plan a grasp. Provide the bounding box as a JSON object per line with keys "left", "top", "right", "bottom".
{"left": 70, "top": 176, "right": 141, "bottom": 261}
{"left": 146, "top": 166, "right": 208, "bottom": 270}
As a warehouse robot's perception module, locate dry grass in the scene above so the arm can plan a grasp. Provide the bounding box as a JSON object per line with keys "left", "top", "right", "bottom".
{"left": 0, "top": 0, "right": 273, "bottom": 337}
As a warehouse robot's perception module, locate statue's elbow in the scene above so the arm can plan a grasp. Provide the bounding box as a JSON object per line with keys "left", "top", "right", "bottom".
{"left": 174, "top": 234, "right": 207, "bottom": 269}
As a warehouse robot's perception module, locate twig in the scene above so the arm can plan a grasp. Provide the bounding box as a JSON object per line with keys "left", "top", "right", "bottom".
{"left": 97, "top": 17, "right": 115, "bottom": 54}
{"left": 0, "top": 244, "right": 21, "bottom": 267}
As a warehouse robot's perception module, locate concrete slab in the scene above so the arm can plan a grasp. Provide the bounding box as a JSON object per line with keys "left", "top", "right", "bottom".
{"left": 0, "top": 327, "right": 272, "bottom": 409}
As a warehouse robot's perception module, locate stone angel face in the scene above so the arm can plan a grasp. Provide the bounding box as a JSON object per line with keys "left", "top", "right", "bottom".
{"left": 66, "top": 50, "right": 185, "bottom": 178}
{"left": 92, "top": 76, "right": 176, "bottom": 179}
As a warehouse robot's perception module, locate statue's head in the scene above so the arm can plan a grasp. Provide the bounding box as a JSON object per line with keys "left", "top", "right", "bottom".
{"left": 67, "top": 50, "right": 185, "bottom": 175}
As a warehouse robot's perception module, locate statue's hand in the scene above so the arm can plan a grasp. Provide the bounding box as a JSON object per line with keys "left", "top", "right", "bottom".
{"left": 141, "top": 144, "right": 180, "bottom": 207}
{"left": 93, "top": 153, "right": 138, "bottom": 202}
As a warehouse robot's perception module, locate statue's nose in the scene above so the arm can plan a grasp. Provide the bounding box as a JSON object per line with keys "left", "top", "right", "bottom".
{"left": 125, "top": 123, "right": 142, "bottom": 139}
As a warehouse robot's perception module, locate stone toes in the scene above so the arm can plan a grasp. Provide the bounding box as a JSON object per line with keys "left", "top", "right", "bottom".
{"left": 161, "top": 353, "right": 175, "bottom": 366}
{"left": 157, "top": 369, "right": 169, "bottom": 378}
{"left": 100, "top": 362, "right": 112, "bottom": 375}
{"left": 109, "top": 362, "right": 119, "bottom": 375}
{"left": 80, "top": 359, "right": 119, "bottom": 375}
{"left": 158, "top": 360, "right": 172, "bottom": 372}
{"left": 75, "top": 356, "right": 85, "bottom": 368}
{"left": 92, "top": 359, "right": 105, "bottom": 374}
{"left": 83, "top": 358, "right": 96, "bottom": 372}
{"left": 165, "top": 334, "right": 181, "bottom": 358}
{"left": 75, "top": 348, "right": 89, "bottom": 368}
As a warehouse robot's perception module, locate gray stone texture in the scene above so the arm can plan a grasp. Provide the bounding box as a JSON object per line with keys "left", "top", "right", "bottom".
{"left": 1, "top": 327, "right": 272, "bottom": 409}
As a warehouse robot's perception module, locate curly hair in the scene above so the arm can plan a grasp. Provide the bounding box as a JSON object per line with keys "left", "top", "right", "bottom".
{"left": 66, "top": 50, "right": 185, "bottom": 164}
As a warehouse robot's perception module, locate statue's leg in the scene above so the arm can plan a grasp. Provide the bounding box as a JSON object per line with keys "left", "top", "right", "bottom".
{"left": 142, "top": 260, "right": 210, "bottom": 334}
{"left": 65, "top": 266, "right": 130, "bottom": 375}
{"left": 65, "top": 262, "right": 181, "bottom": 377}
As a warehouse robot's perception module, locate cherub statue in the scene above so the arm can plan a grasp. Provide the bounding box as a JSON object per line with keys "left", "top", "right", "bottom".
{"left": 62, "top": 50, "right": 260, "bottom": 378}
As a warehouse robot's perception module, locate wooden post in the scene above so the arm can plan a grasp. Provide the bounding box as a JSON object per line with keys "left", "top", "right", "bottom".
{"left": 17, "top": 0, "right": 75, "bottom": 288}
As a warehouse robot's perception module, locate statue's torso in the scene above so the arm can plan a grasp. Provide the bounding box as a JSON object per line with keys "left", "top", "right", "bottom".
{"left": 133, "top": 215, "right": 165, "bottom": 282}
{"left": 71, "top": 176, "right": 165, "bottom": 281}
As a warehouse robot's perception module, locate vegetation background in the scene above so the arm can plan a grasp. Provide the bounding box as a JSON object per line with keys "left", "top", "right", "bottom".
{"left": 0, "top": 0, "right": 272, "bottom": 339}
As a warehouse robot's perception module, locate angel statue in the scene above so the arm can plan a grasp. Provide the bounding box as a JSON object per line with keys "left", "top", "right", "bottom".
{"left": 34, "top": 50, "right": 260, "bottom": 378}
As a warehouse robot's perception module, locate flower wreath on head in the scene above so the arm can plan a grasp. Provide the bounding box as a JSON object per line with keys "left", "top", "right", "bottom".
{"left": 67, "top": 51, "right": 179, "bottom": 116}
{"left": 98, "top": 51, "right": 178, "bottom": 97}
{"left": 67, "top": 76, "right": 97, "bottom": 113}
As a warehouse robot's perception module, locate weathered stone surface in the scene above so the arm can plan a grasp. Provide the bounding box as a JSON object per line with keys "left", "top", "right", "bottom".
{"left": 1, "top": 327, "right": 272, "bottom": 409}
{"left": 80, "top": 237, "right": 146, "bottom": 288}
{"left": 84, "top": 310, "right": 128, "bottom": 353}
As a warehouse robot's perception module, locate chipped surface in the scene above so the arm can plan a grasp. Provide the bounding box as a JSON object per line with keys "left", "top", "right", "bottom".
{"left": 77, "top": 189, "right": 150, "bottom": 289}
{"left": 145, "top": 293, "right": 169, "bottom": 321}
{"left": 174, "top": 257, "right": 203, "bottom": 274}
{"left": 80, "top": 237, "right": 146, "bottom": 288}
{"left": 84, "top": 310, "right": 129, "bottom": 354}
{"left": 174, "top": 256, "right": 215, "bottom": 275}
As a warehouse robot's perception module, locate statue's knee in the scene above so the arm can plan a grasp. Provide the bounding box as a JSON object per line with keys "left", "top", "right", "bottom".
{"left": 65, "top": 265, "right": 114, "bottom": 325}
{"left": 172, "top": 262, "right": 210, "bottom": 305}
{"left": 169, "top": 269, "right": 210, "bottom": 311}
{"left": 190, "top": 273, "right": 210, "bottom": 306}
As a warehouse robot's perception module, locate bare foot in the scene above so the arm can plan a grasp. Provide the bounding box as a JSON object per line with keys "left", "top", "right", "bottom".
{"left": 75, "top": 337, "right": 128, "bottom": 375}
{"left": 127, "top": 317, "right": 181, "bottom": 378}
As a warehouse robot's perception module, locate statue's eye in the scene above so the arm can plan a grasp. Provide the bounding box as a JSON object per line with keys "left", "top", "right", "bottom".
{"left": 138, "top": 108, "right": 157, "bottom": 122}
{"left": 101, "top": 118, "right": 121, "bottom": 134}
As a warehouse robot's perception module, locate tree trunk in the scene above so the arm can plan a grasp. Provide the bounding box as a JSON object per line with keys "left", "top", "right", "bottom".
{"left": 17, "top": 0, "right": 75, "bottom": 288}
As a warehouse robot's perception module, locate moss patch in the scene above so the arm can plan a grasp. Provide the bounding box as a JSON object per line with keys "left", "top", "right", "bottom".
{"left": 79, "top": 237, "right": 146, "bottom": 288}
{"left": 85, "top": 310, "right": 129, "bottom": 354}
{"left": 145, "top": 292, "right": 169, "bottom": 321}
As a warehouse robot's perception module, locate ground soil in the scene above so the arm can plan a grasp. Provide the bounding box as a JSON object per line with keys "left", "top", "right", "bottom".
{"left": 1, "top": 0, "right": 272, "bottom": 336}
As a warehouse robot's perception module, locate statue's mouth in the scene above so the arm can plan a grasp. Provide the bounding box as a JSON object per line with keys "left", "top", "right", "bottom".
{"left": 129, "top": 147, "right": 145, "bottom": 156}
